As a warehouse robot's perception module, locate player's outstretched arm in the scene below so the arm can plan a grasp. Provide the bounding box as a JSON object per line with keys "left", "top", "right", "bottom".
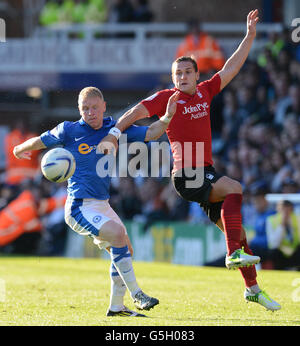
{"left": 117, "top": 103, "right": 150, "bottom": 132}
{"left": 144, "top": 91, "right": 179, "bottom": 141}
{"left": 13, "top": 136, "right": 46, "bottom": 160}
{"left": 98, "top": 102, "right": 150, "bottom": 154}
{"left": 218, "top": 9, "right": 259, "bottom": 90}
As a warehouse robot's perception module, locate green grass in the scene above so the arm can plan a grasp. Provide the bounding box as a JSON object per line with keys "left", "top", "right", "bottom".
{"left": 0, "top": 256, "right": 299, "bottom": 326}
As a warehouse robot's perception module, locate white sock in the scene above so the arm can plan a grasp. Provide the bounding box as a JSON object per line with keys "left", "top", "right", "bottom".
{"left": 110, "top": 246, "right": 141, "bottom": 299}
{"left": 109, "top": 262, "right": 126, "bottom": 312}
{"left": 249, "top": 284, "right": 261, "bottom": 294}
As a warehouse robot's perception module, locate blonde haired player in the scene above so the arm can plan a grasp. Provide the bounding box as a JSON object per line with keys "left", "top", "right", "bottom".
{"left": 13, "top": 86, "right": 179, "bottom": 317}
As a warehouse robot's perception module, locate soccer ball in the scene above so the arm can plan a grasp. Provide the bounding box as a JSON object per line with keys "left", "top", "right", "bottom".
{"left": 41, "top": 148, "right": 76, "bottom": 183}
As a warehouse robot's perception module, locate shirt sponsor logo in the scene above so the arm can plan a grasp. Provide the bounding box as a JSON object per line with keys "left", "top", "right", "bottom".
{"left": 182, "top": 102, "right": 209, "bottom": 119}
{"left": 78, "top": 143, "right": 96, "bottom": 154}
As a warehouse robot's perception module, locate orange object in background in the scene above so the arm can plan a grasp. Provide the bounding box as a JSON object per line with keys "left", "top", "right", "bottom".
{"left": 0, "top": 190, "right": 67, "bottom": 247}
{"left": 5, "top": 124, "right": 41, "bottom": 185}
{"left": 175, "top": 19, "right": 225, "bottom": 74}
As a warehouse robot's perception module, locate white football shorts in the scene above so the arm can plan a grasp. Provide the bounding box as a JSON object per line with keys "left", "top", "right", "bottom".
{"left": 64, "top": 198, "right": 127, "bottom": 250}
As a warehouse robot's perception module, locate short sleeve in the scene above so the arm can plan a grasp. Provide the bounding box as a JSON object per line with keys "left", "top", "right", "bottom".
{"left": 140, "top": 89, "right": 173, "bottom": 118}
{"left": 123, "top": 125, "right": 148, "bottom": 142}
{"left": 198, "top": 73, "right": 221, "bottom": 101}
{"left": 40, "top": 122, "right": 66, "bottom": 148}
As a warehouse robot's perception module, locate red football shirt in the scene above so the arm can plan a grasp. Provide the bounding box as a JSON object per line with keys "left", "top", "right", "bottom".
{"left": 140, "top": 73, "right": 221, "bottom": 173}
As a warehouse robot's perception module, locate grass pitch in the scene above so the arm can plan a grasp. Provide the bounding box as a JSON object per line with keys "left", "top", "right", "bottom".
{"left": 0, "top": 256, "right": 299, "bottom": 326}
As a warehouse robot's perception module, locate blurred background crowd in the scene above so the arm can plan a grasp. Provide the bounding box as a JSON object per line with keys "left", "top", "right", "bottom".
{"left": 0, "top": 0, "right": 299, "bottom": 270}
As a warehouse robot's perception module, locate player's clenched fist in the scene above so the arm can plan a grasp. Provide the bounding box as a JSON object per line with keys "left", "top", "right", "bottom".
{"left": 13, "top": 146, "right": 31, "bottom": 160}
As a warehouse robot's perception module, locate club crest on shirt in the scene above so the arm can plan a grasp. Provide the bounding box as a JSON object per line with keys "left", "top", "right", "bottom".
{"left": 197, "top": 91, "right": 203, "bottom": 98}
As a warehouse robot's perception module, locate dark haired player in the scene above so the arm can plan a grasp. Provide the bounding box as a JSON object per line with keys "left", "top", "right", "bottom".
{"left": 99, "top": 10, "right": 280, "bottom": 311}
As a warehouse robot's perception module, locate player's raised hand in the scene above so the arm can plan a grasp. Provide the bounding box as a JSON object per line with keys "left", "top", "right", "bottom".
{"left": 161, "top": 91, "right": 180, "bottom": 124}
{"left": 247, "top": 9, "right": 259, "bottom": 38}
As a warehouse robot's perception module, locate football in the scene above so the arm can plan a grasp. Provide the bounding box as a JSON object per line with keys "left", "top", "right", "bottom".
{"left": 41, "top": 147, "right": 76, "bottom": 183}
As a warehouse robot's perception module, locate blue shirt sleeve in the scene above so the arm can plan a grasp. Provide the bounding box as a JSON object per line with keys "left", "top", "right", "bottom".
{"left": 123, "top": 125, "right": 148, "bottom": 143}
{"left": 40, "top": 122, "right": 66, "bottom": 147}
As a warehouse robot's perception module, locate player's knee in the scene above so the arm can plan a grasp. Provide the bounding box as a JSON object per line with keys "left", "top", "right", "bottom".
{"left": 110, "top": 222, "right": 126, "bottom": 243}
{"left": 99, "top": 220, "right": 126, "bottom": 246}
{"left": 228, "top": 180, "right": 243, "bottom": 194}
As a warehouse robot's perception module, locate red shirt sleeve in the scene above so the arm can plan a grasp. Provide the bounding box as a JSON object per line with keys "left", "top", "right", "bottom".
{"left": 140, "top": 89, "right": 174, "bottom": 118}
{"left": 198, "top": 73, "right": 221, "bottom": 101}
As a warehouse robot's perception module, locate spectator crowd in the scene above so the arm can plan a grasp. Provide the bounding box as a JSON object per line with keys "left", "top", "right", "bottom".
{"left": 39, "top": 0, "right": 154, "bottom": 26}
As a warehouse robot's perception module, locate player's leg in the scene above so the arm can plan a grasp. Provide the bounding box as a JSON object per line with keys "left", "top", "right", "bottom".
{"left": 173, "top": 168, "right": 280, "bottom": 310}
{"left": 65, "top": 198, "right": 134, "bottom": 291}
{"left": 106, "top": 261, "right": 146, "bottom": 317}
{"left": 101, "top": 204, "right": 158, "bottom": 311}
{"left": 64, "top": 199, "right": 140, "bottom": 316}
{"left": 209, "top": 176, "right": 261, "bottom": 269}
{"left": 173, "top": 168, "right": 258, "bottom": 264}
{"left": 106, "top": 234, "right": 134, "bottom": 255}
{"left": 108, "top": 261, "right": 126, "bottom": 311}
{"left": 105, "top": 235, "right": 142, "bottom": 316}
{"left": 97, "top": 220, "right": 159, "bottom": 311}
{"left": 209, "top": 176, "right": 244, "bottom": 256}
{"left": 99, "top": 220, "right": 140, "bottom": 297}
{"left": 215, "top": 218, "right": 280, "bottom": 311}
{"left": 125, "top": 234, "right": 134, "bottom": 257}
{"left": 65, "top": 198, "right": 158, "bottom": 314}
{"left": 216, "top": 219, "right": 258, "bottom": 285}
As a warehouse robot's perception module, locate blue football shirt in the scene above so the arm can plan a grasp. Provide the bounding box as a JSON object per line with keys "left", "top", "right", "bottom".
{"left": 40, "top": 116, "right": 148, "bottom": 200}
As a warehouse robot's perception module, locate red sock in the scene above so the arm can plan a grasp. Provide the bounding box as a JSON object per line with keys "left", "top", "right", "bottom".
{"left": 221, "top": 193, "right": 242, "bottom": 255}
{"left": 239, "top": 238, "right": 257, "bottom": 287}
